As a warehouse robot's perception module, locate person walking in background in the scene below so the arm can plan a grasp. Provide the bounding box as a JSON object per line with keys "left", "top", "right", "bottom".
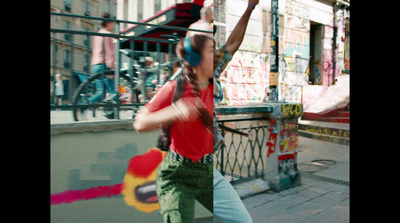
{"left": 91, "top": 12, "right": 116, "bottom": 100}
{"left": 186, "top": 6, "right": 213, "bottom": 38}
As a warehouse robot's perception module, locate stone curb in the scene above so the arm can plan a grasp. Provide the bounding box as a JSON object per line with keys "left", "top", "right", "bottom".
{"left": 51, "top": 120, "right": 134, "bottom": 135}
{"left": 298, "top": 130, "right": 350, "bottom": 145}
{"left": 232, "top": 179, "right": 271, "bottom": 199}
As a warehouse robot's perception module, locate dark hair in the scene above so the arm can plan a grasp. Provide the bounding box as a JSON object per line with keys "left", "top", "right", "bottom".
{"left": 176, "top": 35, "right": 213, "bottom": 132}
{"left": 101, "top": 12, "right": 112, "bottom": 27}
{"left": 176, "top": 35, "right": 212, "bottom": 97}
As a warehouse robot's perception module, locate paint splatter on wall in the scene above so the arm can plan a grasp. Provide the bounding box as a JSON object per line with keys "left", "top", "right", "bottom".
{"left": 51, "top": 148, "right": 167, "bottom": 213}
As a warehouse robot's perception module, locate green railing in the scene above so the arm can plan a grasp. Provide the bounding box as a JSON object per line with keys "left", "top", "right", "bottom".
{"left": 50, "top": 12, "right": 212, "bottom": 120}
{"left": 214, "top": 105, "right": 273, "bottom": 182}
{"left": 215, "top": 117, "right": 269, "bottom": 182}
{"left": 50, "top": 12, "right": 269, "bottom": 184}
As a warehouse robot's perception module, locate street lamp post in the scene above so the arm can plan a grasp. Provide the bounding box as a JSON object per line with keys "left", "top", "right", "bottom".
{"left": 269, "top": 0, "right": 279, "bottom": 101}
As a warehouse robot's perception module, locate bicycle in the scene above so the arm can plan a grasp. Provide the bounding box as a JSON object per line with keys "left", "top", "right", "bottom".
{"left": 70, "top": 52, "right": 182, "bottom": 121}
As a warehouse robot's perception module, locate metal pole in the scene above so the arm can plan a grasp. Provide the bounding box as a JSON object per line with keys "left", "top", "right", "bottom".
{"left": 69, "top": 34, "right": 74, "bottom": 103}
{"left": 142, "top": 41, "right": 148, "bottom": 102}
{"left": 168, "top": 43, "right": 173, "bottom": 79}
{"left": 52, "top": 32, "right": 57, "bottom": 78}
{"left": 129, "top": 40, "right": 134, "bottom": 103}
{"left": 114, "top": 21, "right": 121, "bottom": 119}
{"left": 156, "top": 42, "right": 160, "bottom": 85}
{"left": 51, "top": 32, "right": 57, "bottom": 106}
{"left": 269, "top": 0, "right": 279, "bottom": 101}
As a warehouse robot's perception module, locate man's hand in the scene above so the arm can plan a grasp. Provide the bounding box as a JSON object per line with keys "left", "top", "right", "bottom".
{"left": 248, "top": 0, "right": 259, "bottom": 6}
{"left": 224, "top": 0, "right": 259, "bottom": 56}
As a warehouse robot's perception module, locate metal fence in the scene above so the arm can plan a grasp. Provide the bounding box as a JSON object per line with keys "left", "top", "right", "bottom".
{"left": 215, "top": 117, "right": 270, "bottom": 182}
{"left": 50, "top": 12, "right": 212, "bottom": 120}
{"left": 50, "top": 12, "right": 265, "bottom": 183}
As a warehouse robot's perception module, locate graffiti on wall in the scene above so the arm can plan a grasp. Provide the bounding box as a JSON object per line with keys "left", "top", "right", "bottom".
{"left": 279, "top": 122, "right": 299, "bottom": 157}
{"left": 313, "top": 25, "right": 323, "bottom": 85}
{"left": 265, "top": 119, "right": 300, "bottom": 183}
{"left": 334, "top": 6, "right": 347, "bottom": 77}
{"left": 220, "top": 51, "right": 270, "bottom": 105}
{"left": 281, "top": 103, "right": 303, "bottom": 118}
{"left": 283, "top": 0, "right": 310, "bottom": 58}
{"left": 51, "top": 148, "right": 167, "bottom": 213}
{"left": 278, "top": 120, "right": 300, "bottom": 184}
{"left": 266, "top": 120, "right": 278, "bottom": 158}
{"left": 266, "top": 120, "right": 300, "bottom": 159}
{"left": 280, "top": 83, "right": 302, "bottom": 103}
{"left": 282, "top": 56, "right": 309, "bottom": 85}
{"left": 303, "top": 126, "right": 349, "bottom": 138}
{"left": 281, "top": 1, "right": 310, "bottom": 102}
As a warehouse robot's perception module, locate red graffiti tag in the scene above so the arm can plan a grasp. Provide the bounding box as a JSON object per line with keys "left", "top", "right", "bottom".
{"left": 50, "top": 184, "right": 123, "bottom": 205}
{"left": 266, "top": 120, "right": 278, "bottom": 158}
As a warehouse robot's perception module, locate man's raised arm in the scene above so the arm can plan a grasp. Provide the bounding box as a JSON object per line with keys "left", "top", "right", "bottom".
{"left": 224, "top": 0, "right": 259, "bottom": 55}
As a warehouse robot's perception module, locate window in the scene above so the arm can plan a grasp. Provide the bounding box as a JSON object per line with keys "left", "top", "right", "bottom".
{"left": 104, "top": 0, "right": 109, "bottom": 13}
{"left": 84, "top": 28, "right": 90, "bottom": 47}
{"left": 64, "top": 0, "right": 71, "bottom": 12}
{"left": 137, "top": 0, "right": 143, "bottom": 21}
{"left": 64, "top": 50, "right": 70, "bottom": 69}
{"left": 84, "top": 1, "right": 91, "bottom": 16}
{"left": 64, "top": 21, "right": 71, "bottom": 41}
{"left": 84, "top": 54, "right": 89, "bottom": 73}
{"left": 154, "top": 0, "right": 161, "bottom": 14}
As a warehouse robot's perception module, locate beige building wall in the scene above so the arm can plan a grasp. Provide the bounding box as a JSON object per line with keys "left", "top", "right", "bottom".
{"left": 50, "top": 0, "right": 117, "bottom": 80}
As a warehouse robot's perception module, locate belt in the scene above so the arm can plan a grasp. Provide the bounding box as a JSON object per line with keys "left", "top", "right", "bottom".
{"left": 168, "top": 150, "right": 213, "bottom": 165}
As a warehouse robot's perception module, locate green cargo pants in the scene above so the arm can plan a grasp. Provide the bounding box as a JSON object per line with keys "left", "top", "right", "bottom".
{"left": 156, "top": 152, "right": 213, "bottom": 223}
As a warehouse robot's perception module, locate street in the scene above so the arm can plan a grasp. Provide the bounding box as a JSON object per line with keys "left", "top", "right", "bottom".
{"left": 195, "top": 136, "right": 349, "bottom": 223}
{"left": 51, "top": 111, "right": 349, "bottom": 222}
{"left": 243, "top": 136, "right": 349, "bottom": 223}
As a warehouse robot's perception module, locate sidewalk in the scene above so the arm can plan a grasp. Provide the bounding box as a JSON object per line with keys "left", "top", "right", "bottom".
{"left": 50, "top": 110, "right": 134, "bottom": 125}
{"left": 239, "top": 136, "right": 348, "bottom": 223}
{"left": 195, "top": 136, "right": 349, "bottom": 223}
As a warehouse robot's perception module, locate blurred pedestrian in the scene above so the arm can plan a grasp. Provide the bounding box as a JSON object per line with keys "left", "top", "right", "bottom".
{"left": 144, "top": 56, "right": 157, "bottom": 89}
{"left": 53, "top": 74, "right": 66, "bottom": 106}
{"left": 186, "top": 6, "right": 213, "bottom": 38}
{"left": 91, "top": 12, "right": 116, "bottom": 99}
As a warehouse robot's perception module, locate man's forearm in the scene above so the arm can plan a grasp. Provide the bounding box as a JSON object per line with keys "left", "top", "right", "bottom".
{"left": 225, "top": 5, "right": 255, "bottom": 55}
{"left": 133, "top": 106, "right": 178, "bottom": 132}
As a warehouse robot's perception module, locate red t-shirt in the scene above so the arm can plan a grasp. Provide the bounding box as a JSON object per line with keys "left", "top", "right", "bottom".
{"left": 144, "top": 80, "right": 213, "bottom": 162}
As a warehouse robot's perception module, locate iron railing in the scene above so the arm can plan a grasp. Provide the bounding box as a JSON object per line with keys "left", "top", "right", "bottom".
{"left": 50, "top": 12, "right": 212, "bottom": 120}
{"left": 215, "top": 117, "right": 270, "bottom": 182}
{"left": 50, "top": 12, "right": 268, "bottom": 184}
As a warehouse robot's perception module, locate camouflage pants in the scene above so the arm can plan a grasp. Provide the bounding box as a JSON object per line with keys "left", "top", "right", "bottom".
{"left": 156, "top": 152, "right": 213, "bottom": 223}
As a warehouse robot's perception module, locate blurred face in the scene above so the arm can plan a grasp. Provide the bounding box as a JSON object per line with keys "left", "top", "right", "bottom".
{"left": 196, "top": 38, "right": 215, "bottom": 79}
{"left": 105, "top": 22, "right": 115, "bottom": 32}
{"left": 206, "top": 11, "right": 213, "bottom": 23}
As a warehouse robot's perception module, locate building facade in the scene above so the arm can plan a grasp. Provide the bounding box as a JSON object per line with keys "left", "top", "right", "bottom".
{"left": 214, "top": 0, "right": 350, "bottom": 108}
{"left": 50, "top": 0, "right": 117, "bottom": 101}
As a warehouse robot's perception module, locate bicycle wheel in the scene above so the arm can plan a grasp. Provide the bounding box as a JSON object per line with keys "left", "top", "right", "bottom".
{"left": 71, "top": 70, "right": 131, "bottom": 121}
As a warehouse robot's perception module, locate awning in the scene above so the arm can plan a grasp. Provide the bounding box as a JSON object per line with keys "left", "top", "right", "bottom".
{"left": 120, "top": 3, "right": 204, "bottom": 52}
